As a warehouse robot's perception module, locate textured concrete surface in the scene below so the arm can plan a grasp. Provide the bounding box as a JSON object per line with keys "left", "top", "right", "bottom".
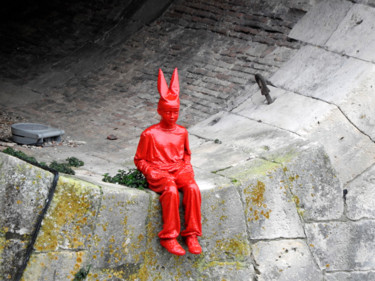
{"left": 0, "top": 153, "right": 54, "bottom": 280}
{"left": 1, "top": 136, "right": 338, "bottom": 280}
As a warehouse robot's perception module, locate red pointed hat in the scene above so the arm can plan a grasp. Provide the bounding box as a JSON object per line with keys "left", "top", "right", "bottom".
{"left": 158, "top": 68, "right": 180, "bottom": 110}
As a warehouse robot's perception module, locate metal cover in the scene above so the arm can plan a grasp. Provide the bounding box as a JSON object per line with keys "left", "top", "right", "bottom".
{"left": 11, "top": 123, "right": 65, "bottom": 145}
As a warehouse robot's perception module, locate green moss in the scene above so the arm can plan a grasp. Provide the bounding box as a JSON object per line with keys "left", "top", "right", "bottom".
{"left": 193, "top": 236, "right": 250, "bottom": 275}
{"left": 0, "top": 236, "right": 5, "bottom": 255}
{"left": 265, "top": 148, "right": 299, "bottom": 165}
{"left": 227, "top": 159, "right": 280, "bottom": 182}
{"left": 213, "top": 236, "right": 251, "bottom": 261}
{"left": 203, "top": 261, "right": 246, "bottom": 271}
{"left": 34, "top": 177, "right": 100, "bottom": 251}
{"left": 127, "top": 196, "right": 162, "bottom": 281}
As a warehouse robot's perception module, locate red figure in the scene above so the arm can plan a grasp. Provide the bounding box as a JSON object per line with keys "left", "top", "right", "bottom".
{"left": 134, "top": 68, "right": 202, "bottom": 255}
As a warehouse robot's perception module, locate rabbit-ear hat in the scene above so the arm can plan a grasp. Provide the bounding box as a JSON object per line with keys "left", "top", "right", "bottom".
{"left": 158, "top": 68, "right": 180, "bottom": 111}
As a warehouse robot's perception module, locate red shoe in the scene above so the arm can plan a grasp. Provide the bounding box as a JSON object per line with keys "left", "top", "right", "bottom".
{"left": 160, "top": 238, "right": 186, "bottom": 256}
{"left": 185, "top": 235, "right": 202, "bottom": 254}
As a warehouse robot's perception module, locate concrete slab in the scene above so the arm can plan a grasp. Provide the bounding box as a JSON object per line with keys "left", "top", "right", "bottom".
{"left": 189, "top": 111, "right": 302, "bottom": 157}
{"left": 253, "top": 239, "right": 323, "bottom": 281}
{"left": 0, "top": 153, "right": 54, "bottom": 280}
{"left": 346, "top": 164, "right": 375, "bottom": 220}
{"left": 326, "top": 4, "right": 375, "bottom": 62}
{"left": 0, "top": 238, "right": 28, "bottom": 281}
{"left": 200, "top": 185, "right": 251, "bottom": 261}
{"left": 271, "top": 45, "right": 372, "bottom": 103}
{"left": 22, "top": 251, "right": 88, "bottom": 281}
{"left": 233, "top": 87, "right": 335, "bottom": 136}
{"left": 284, "top": 143, "right": 344, "bottom": 221}
{"left": 289, "top": 0, "right": 353, "bottom": 46}
{"left": 338, "top": 67, "right": 375, "bottom": 140}
{"left": 306, "top": 221, "right": 375, "bottom": 271}
{"left": 87, "top": 183, "right": 150, "bottom": 269}
{"left": 219, "top": 159, "right": 305, "bottom": 240}
{"left": 307, "top": 107, "right": 375, "bottom": 184}
{"left": 33, "top": 176, "right": 102, "bottom": 252}
{"left": 0, "top": 153, "right": 53, "bottom": 236}
{"left": 190, "top": 141, "right": 250, "bottom": 173}
{"left": 326, "top": 271, "right": 375, "bottom": 281}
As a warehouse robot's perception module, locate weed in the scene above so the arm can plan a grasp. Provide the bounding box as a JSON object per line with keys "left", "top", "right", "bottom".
{"left": 67, "top": 157, "right": 84, "bottom": 167}
{"left": 103, "top": 169, "right": 147, "bottom": 189}
{"left": 1, "top": 147, "right": 84, "bottom": 175}
{"left": 49, "top": 161, "right": 75, "bottom": 175}
{"left": 73, "top": 265, "right": 91, "bottom": 281}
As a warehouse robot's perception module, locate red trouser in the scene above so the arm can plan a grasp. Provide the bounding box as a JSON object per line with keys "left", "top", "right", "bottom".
{"left": 148, "top": 167, "right": 202, "bottom": 239}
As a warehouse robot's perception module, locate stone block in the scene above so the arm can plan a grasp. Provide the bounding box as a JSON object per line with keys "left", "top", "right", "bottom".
{"left": 289, "top": 0, "right": 352, "bottom": 46}
{"left": 219, "top": 158, "right": 305, "bottom": 240}
{"left": 0, "top": 238, "right": 27, "bottom": 281}
{"left": 337, "top": 66, "right": 375, "bottom": 140}
{"left": 271, "top": 45, "right": 370, "bottom": 103}
{"left": 253, "top": 239, "right": 323, "bottom": 281}
{"left": 0, "top": 153, "right": 54, "bottom": 280}
{"left": 33, "top": 176, "right": 102, "bottom": 252}
{"left": 22, "top": 251, "right": 88, "bottom": 281}
{"left": 233, "top": 87, "right": 336, "bottom": 136}
{"left": 87, "top": 182, "right": 150, "bottom": 271}
{"left": 326, "top": 271, "right": 375, "bottom": 281}
{"left": 0, "top": 153, "right": 53, "bottom": 235}
{"left": 270, "top": 44, "right": 375, "bottom": 141}
{"left": 326, "top": 4, "right": 375, "bottom": 62}
{"left": 284, "top": 144, "right": 344, "bottom": 221}
{"left": 189, "top": 111, "right": 302, "bottom": 157}
{"left": 307, "top": 107, "right": 375, "bottom": 184}
{"left": 191, "top": 142, "right": 249, "bottom": 173}
{"left": 305, "top": 221, "right": 375, "bottom": 271}
{"left": 200, "top": 185, "right": 250, "bottom": 260}
{"left": 346, "top": 164, "right": 375, "bottom": 220}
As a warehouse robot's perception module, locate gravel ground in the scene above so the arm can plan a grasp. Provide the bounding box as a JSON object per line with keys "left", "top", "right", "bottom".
{"left": 0, "top": 111, "right": 25, "bottom": 142}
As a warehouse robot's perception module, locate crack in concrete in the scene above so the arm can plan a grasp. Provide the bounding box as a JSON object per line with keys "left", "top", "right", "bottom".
{"left": 14, "top": 166, "right": 60, "bottom": 281}
{"left": 273, "top": 86, "right": 375, "bottom": 144}
{"left": 231, "top": 111, "right": 303, "bottom": 137}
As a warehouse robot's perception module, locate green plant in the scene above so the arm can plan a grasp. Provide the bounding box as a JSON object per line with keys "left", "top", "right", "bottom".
{"left": 103, "top": 169, "right": 147, "bottom": 189}
{"left": 66, "top": 157, "right": 84, "bottom": 167}
{"left": 3, "top": 147, "right": 39, "bottom": 165}
{"left": 49, "top": 161, "right": 75, "bottom": 175}
{"left": 73, "top": 265, "right": 91, "bottom": 281}
{"left": 1, "top": 147, "right": 84, "bottom": 175}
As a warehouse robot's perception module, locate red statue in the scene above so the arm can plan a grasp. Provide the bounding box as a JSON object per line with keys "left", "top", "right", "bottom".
{"left": 134, "top": 68, "right": 202, "bottom": 255}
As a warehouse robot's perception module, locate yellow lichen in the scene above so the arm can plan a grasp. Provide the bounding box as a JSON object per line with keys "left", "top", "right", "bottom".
{"left": 34, "top": 176, "right": 100, "bottom": 252}
{"left": 244, "top": 181, "right": 272, "bottom": 222}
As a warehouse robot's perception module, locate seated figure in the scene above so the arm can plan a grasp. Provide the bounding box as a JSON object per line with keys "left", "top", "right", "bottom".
{"left": 134, "top": 68, "right": 202, "bottom": 256}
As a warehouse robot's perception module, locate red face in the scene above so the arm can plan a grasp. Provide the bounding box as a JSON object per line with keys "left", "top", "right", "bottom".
{"left": 158, "top": 108, "right": 179, "bottom": 126}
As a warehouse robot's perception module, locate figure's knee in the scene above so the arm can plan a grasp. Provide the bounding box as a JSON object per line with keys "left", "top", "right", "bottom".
{"left": 184, "top": 182, "right": 201, "bottom": 195}
{"left": 163, "top": 184, "right": 179, "bottom": 196}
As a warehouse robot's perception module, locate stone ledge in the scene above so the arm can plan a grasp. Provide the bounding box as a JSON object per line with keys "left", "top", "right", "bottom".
{"left": 0, "top": 126, "right": 343, "bottom": 280}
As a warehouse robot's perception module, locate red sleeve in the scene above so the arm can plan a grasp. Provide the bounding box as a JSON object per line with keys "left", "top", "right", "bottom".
{"left": 134, "top": 132, "right": 152, "bottom": 175}
{"left": 184, "top": 131, "right": 192, "bottom": 164}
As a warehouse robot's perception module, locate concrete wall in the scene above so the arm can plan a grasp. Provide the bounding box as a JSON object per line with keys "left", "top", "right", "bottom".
{"left": 1, "top": 126, "right": 343, "bottom": 280}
